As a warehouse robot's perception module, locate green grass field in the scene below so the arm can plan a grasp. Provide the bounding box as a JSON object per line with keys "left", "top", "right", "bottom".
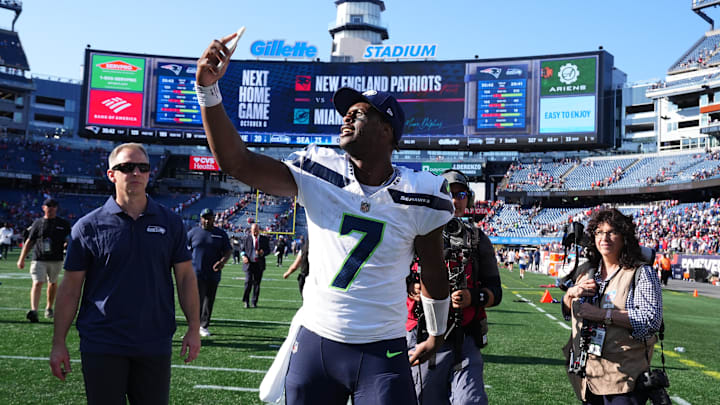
{"left": 0, "top": 250, "right": 717, "bottom": 404}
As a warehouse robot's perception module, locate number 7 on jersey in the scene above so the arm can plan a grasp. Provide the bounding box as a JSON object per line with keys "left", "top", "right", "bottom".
{"left": 330, "top": 214, "right": 385, "bottom": 291}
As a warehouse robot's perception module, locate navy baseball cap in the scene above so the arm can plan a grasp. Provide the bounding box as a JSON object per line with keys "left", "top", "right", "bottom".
{"left": 200, "top": 208, "right": 214, "bottom": 217}
{"left": 442, "top": 170, "right": 469, "bottom": 190}
{"left": 43, "top": 198, "right": 58, "bottom": 207}
{"left": 333, "top": 87, "right": 405, "bottom": 143}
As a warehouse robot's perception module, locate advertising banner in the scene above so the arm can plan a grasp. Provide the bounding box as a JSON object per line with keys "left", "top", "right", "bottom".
{"left": 81, "top": 49, "right": 612, "bottom": 150}
{"left": 539, "top": 95, "right": 596, "bottom": 133}
{"left": 540, "top": 57, "right": 596, "bottom": 97}
{"left": 675, "top": 253, "right": 720, "bottom": 277}
{"left": 90, "top": 55, "right": 145, "bottom": 92}
{"left": 189, "top": 155, "right": 220, "bottom": 171}
{"left": 87, "top": 90, "right": 143, "bottom": 126}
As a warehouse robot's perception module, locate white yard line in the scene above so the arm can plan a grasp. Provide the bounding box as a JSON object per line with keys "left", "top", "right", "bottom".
{"left": 174, "top": 364, "right": 266, "bottom": 373}
{"left": 516, "top": 293, "right": 566, "bottom": 330}
{"left": 175, "top": 316, "right": 291, "bottom": 326}
{"left": 671, "top": 396, "right": 692, "bottom": 405}
{"left": 0, "top": 355, "right": 267, "bottom": 374}
{"left": 215, "top": 296, "right": 301, "bottom": 303}
{"left": 193, "top": 384, "right": 259, "bottom": 392}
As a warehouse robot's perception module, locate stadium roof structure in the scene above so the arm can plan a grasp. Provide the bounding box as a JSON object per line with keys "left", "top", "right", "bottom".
{"left": 693, "top": 0, "right": 720, "bottom": 28}
{"left": 0, "top": 0, "right": 21, "bottom": 32}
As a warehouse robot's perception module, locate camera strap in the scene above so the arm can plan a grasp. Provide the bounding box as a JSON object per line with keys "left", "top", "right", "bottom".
{"left": 644, "top": 322, "right": 666, "bottom": 373}
{"left": 635, "top": 267, "right": 666, "bottom": 373}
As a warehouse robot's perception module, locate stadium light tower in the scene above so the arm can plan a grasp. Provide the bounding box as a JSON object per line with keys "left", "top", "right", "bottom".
{"left": 329, "top": 0, "right": 389, "bottom": 62}
{"left": 0, "top": 0, "right": 22, "bottom": 31}
{"left": 692, "top": 0, "right": 720, "bottom": 29}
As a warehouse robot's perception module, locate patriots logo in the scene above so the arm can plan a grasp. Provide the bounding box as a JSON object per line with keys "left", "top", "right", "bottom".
{"left": 479, "top": 67, "right": 502, "bottom": 79}
{"left": 160, "top": 64, "right": 183, "bottom": 75}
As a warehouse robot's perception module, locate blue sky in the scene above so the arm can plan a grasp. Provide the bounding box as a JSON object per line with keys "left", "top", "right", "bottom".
{"left": 8, "top": 0, "right": 715, "bottom": 82}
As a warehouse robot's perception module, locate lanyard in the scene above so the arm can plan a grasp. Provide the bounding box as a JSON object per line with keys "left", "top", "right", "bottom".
{"left": 589, "top": 262, "right": 620, "bottom": 305}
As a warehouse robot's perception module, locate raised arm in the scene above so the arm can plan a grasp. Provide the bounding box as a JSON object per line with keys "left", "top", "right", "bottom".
{"left": 196, "top": 33, "right": 297, "bottom": 196}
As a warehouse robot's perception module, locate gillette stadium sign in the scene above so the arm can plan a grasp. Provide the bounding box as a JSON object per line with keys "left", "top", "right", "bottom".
{"left": 363, "top": 44, "right": 438, "bottom": 60}
{"left": 250, "top": 40, "right": 318, "bottom": 58}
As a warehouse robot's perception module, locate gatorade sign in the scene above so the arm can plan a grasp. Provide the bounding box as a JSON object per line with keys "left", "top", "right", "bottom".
{"left": 189, "top": 156, "right": 220, "bottom": 171}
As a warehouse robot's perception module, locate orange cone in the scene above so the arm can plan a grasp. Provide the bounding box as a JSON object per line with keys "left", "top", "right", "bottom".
{"left": 540, "top": 289, "right": 553, "bottom": 303}
{"left": 693, "top": 289, "right": 698, "bottom": 297}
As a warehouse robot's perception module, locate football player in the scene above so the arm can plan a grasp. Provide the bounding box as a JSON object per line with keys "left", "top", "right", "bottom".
{"left": 196, "top": 33, "right": 454, "bottom": 405}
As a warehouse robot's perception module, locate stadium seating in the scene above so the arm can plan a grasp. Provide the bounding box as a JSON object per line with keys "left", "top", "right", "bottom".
{"left": 668, "top": 31, "right": 720, "bottom": 72}
{"left": 476, "top": 198, "right": 720, "bottom": 255}
{"left": 654, "top": 71, "right": 720, "bottom": 90}
{"left": 560, "top": 158, "right": 636, "bottom": 190}
{"left": 503, "top": 160, "right": 575, "bottom": 191}
{"left": 604, "top": 153, "right": 700, "bottom": 188}
{"left": 500, "top": 150, "right": 720, "bottom": 192}
{"left": 0, "top": 29, "right": 29, "bottom": 69}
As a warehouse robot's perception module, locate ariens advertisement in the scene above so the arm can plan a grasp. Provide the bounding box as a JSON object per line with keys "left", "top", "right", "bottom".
{"left": 81, "top": 49, "right": 612, "bottom": 151}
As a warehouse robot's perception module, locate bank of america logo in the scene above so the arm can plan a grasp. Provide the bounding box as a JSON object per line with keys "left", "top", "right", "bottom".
{"left": 101, "top": 97, "right": 132, "bottom": 113}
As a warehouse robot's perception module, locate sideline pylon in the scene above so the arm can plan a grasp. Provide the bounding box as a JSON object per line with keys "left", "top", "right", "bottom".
{"left": 693, "top": 289, "right": 698, "bottom": 297}
{"left": 540, "top": 289, "right": 553, "bottom": 303}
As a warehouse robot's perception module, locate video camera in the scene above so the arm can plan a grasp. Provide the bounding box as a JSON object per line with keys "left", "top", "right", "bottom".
{"left": 412, "top": 218, "right": 477, "bottom": 345}
{"left": 442, "top": 217, "right": 475, "bottom": 296}
{"left": 637, "top": 369, "right": 671, "bottom": 405}
{"left": 443, "top": 217, "right": 475, "bottom": 251}
{"left": 562, "top": 222, "right": 587, "bottom": 249}
{"left": 557, "top": 222, "right": 588, "bottom": 291}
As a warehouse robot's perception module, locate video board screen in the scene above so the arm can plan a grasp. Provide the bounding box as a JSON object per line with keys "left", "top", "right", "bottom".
{"left": 80, "top": 49, "right": 615, "bottom": 150}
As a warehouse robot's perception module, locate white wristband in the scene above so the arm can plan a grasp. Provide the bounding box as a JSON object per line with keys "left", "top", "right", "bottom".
{"left": 420, "top": 294, "right": 450, "bottom": 336}
{"left": 195, "top": 82, "right": 222, "bottom": 107}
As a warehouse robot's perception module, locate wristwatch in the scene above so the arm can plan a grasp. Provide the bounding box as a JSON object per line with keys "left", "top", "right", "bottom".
{"left": 604, "top": 309, "right": 613, "bottom": 325}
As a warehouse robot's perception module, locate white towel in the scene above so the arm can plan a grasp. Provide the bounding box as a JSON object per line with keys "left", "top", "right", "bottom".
{"left": 259, "top": 307, "right": 304, "bottom": 403}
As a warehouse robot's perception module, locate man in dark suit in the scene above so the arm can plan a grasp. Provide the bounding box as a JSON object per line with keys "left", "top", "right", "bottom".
{"left": 242, "top": 223, "right": 270, "bottom": 308}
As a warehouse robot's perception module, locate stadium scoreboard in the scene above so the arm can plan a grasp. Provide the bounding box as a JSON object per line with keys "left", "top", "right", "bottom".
{"left": 80, "top": 49, "right": 616, "bottom": 151}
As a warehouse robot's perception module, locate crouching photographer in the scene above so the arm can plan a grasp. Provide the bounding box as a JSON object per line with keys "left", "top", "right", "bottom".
{"left": 561, "top": 208, "right": 667, "bottom": 404}
{"left": 406, "top": 170, "right": 502, "bottom": 405}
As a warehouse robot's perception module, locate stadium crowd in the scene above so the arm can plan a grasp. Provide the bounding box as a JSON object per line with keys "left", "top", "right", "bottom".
{"left": 500, "top": 149, "right": 720, "bottom": 192}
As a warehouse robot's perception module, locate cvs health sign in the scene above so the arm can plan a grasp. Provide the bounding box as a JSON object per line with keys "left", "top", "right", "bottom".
{"left": 189, "top": 155, "right": 219, "bottom": 171}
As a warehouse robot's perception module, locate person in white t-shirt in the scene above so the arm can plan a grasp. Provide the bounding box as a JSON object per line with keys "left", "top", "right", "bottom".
{"left": 195, "top": 33, "right": 453, "bottom": 405}
{"left": 0, "top": 222, "right": 13, "bottom": 260}
{"left": 518, "top": 248, "right": 528, "bottom": 279}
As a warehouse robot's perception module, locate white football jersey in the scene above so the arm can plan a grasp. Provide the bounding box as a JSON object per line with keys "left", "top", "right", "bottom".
{"left": 284, "top": 145, "right": 453, "bottom": 343}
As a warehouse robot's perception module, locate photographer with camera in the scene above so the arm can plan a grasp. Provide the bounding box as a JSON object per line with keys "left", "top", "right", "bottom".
{"left": 406, "top": 170, "right": 502, "bottom": 405}
{"left": 562, "top": 208, "right": 665, "bottom": 404}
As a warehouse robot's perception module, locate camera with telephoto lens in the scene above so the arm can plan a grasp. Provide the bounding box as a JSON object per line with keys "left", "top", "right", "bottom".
{"left": 568, "top": 321, "right": 598, "bottom": 376}
{"left": 636, "top": 369, "right": 671, "bottom": 405}
{"left": 443, "top": 217, "right": 474, "bottom": 250}
{"left": 557, "top": 222, "right": 588, "bottom": 291}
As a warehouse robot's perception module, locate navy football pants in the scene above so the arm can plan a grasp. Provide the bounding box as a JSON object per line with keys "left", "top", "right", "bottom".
{"left": 285, "top": 326, "right": 417, "bottom": 405}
